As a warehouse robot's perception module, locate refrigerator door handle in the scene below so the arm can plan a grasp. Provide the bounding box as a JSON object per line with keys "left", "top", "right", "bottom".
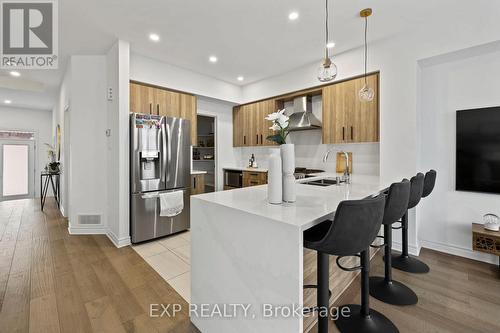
{"left": 141, "top": 192, "right": 159, "bottom": 199}
{"left": 166, "top": 122, "right": 172, "bottom": 183}
{"left": 161, "top": 120, "right": 167, "bottom": 183}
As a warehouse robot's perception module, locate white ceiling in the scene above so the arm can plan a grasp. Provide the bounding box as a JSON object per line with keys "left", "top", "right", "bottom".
{"left": 0, "top": 0, "right": 464, "bottom": 111}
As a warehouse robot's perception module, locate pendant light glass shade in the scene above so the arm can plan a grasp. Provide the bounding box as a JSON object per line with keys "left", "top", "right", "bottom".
{"left": 317, "top": 0, "right": 337, "bottom": 82}
{"left": 359, "top": 9, "right": 374, "bottom": 102}
{"left": 318, "top": 57, "right": 338, "bottom": 82}
{"left": 358, "top": 84, "right": 374, "bottom": 101}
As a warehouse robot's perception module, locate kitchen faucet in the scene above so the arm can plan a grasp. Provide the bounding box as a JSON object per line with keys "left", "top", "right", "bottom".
{"left": 323, "top": 149, "right": 350, "bottom": 184}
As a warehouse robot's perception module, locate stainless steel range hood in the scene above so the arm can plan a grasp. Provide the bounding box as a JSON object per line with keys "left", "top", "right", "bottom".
{"left": 286, "top": 96, "right": 322, "bottom": 131}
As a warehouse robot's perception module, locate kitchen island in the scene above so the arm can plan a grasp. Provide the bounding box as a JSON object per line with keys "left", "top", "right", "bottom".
{"left": 190, "top": 174, "right": 388, "bottom": 333}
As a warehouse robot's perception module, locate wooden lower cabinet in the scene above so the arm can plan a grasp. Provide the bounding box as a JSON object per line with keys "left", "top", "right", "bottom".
{"left": 242, "top": 171, "right": 267, "bottom": 187}
{"left": 191, "top": 174, "right": 205, "bottom": 195}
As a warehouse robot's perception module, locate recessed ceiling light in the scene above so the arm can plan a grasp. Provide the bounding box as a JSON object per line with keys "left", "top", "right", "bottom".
{"left": 237, "top": 76, "right": 244, "bottom": 81}
{"left": 288, "top": 12, "right": 299, "bottom": 20}
{"left": 9, "top": 71, "right": 20, "bottom": 77}
{"left": 326, "top": 42, "right": 335, "bottom": 49}
{"left": 209, "top": 56, "right": 218, "bottom": 63}
{"left": 149, "top": 33, "right": 160, "bottom": 42}
{"left": 4, "top": 100, "right": 12, "bottom": 104}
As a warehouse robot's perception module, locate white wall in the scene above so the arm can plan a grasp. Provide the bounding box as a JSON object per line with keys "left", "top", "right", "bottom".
{"left": 238, "top": 1, "right": 500, "bottom": 258}
{"left": 0, "top": 106, "right": 52, "bottom": 198}
{"left": 106, "top": 40, "right": 131, "bottom": 247}
{"left": 196, "top": 96, "right": 239, "bottom": 190}
{"left": 130, "top": 53, "right": 242, "bottom": 103}
{"left": 67, "top": 56, "right": 108, "bottom": 233}
{"left": 53, "top": 63, "right": 71, "bottom": 216}
{"left": 418, "top": 43, "right": 500, "bottom": 264}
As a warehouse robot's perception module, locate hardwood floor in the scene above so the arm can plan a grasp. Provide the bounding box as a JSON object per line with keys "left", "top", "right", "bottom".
{"left": 310, "top": 248, "right": 500, "bottom": 333}
{"left": 0, "top": 199, "right": 199, "bottom": 333}
{"left": 1, "top": 198, "right": 499, "bottom": 333}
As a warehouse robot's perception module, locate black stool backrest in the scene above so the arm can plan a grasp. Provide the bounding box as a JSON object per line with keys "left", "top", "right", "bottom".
{"left": 422, "top": 170, "right": 437, "bottom": 198}
{"left": 407, "top": 173, "right": 424, "bottom": 209}
{"left": 382, "top": 180, "right": 411, "bottom": 225}
{"left": 315, "top": 195, "right": 386, "bottom": 256}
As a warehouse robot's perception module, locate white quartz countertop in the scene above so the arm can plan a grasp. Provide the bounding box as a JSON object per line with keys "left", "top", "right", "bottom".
{"left": 194, "top": 173, "right": 388, "bottom": 231}
{"left": 222, "top": 166, "right": 268, "bottom": 172}
{"left": 191, "top": 170, "right": 207, "bottom": 175}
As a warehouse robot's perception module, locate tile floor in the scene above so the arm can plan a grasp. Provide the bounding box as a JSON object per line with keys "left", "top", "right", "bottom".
{"left": 132, "top": 231, "right": 192, "bottom": 302}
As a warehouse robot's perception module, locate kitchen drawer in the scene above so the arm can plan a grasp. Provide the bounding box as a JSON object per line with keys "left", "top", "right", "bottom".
{"left": 242, "top": 171, "right": 267, "bottom": 187}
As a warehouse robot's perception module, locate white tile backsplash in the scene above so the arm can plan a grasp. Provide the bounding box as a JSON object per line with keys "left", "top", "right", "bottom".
{"left": 236, "top": 129, "right": 379, "bottom": 176}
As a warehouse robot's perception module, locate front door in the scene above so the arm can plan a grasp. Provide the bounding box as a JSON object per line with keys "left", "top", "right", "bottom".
{"left": 0, "top": 140, "right": 35, "bottom": 201}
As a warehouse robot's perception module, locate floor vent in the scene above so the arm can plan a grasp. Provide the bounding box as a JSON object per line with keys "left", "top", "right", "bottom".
{"left": 78, "top": 214, "right": 101, "bottom": 225}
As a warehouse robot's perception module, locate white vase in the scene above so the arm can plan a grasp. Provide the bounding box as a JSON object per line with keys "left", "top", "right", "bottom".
{"left": 281, "top": 144, "right": 296, "bottom": 203}
{"left": 267, "top": 148, "right": 282, "bottom": 204}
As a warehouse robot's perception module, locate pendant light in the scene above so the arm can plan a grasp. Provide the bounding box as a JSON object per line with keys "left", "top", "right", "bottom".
{"left": 317, "top": 0, "right": 337, "bottom": 82}
{"left": 358, "top": 8, "right": 374, "bottom": 102}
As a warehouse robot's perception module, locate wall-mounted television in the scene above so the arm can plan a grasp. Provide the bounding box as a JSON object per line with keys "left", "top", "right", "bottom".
{"left": 456, "top": 106, "right": 500, "bottom": 194}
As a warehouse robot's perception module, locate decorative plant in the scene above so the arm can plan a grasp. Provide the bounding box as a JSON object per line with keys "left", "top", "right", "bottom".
{"left": 265, "top": 109, "right": 290, "bottom": 145}
{"left": 44, "top": 143, "right": 60, "bottom": 172}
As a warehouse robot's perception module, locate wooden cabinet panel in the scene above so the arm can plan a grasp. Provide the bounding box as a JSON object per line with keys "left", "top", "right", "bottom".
{"left": 129, "top": 82, "right": 197, "bottom": 145}
{"left": 191, "top": 174, "right": 205, "bottom": 195}
{"left": 322, "top": 73, "right": 379, "bottom": 144}
{"left": 180, "top": 94, "right": 197, "bottom": 145}
{"left": 232, "top": 100, "right": 278, "bottom": 147}
{"left": 242, "top": 171, "right": 267, "bottom": 187}
{"left": 130, "top": 82, "right": 154, "bottom": 114}
{"left": 351, "top": 75, "right": 379, "bottom": 142}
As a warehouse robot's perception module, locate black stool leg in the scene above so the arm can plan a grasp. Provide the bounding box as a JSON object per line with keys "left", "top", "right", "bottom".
{"left": 370, "top": 225, "right": 418, "bottom": 305}
{"left": 391, "top": 212, "right": 430, "bottom": 274}
{"left": 334, "top": 250, "right": 399, "bottom": 333}
{"left": 317, "top": 251, "right": 329, "bottom": 333}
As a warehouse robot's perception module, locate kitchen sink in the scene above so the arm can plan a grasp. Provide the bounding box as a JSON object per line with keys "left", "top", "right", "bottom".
{"left": 302, "top": 178, "right": 339, "bottom": 187}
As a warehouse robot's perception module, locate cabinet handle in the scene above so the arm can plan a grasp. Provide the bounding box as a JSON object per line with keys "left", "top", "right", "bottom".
{"left": 157, "top": 104, "right": 160, "bottom": 116}
{"left": 244, "top": 136, "right": 246, "bottom": 145}
{"left": 342, "top": 127, "right": 345, "bottom": 141}
{"left": 250, "top": 173, "right": 259, "bottom": 176}
{"left": 149, "top": 103, "right": 152, "bottom": 114}
{"left": 193, "top": 176, "right": 196, "bottom": 188}
{"left": 256, "top": 134, "right": 258, "bottom": 145}
{"left": 260, "top": 134, "right": 263, "bottom": 144}
{"left": 351, "top": 126, "right": 353, "bottom": 140}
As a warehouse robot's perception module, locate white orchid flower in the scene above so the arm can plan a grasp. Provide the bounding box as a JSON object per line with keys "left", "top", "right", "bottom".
{"left": 265, "top": 112, "right": 280, "bottom": 121}
{"left": 277, "top": 114, "right": 289, "bottom": 128}
{"left": 270, "top": 123, "right": 281, "bottom": 131}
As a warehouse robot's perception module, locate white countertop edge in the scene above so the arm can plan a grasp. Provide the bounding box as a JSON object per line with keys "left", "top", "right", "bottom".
{"left": 191, "top": 170, "right": 208, "bottom": 175}
{"left": 222, "top": 166, "right": 268, "bottom": 172}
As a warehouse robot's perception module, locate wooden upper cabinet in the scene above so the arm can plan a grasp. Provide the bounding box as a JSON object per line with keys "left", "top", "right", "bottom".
{"left": 129, "top": 81, "right": 197, "bottom": 145}
{"left": 322, "top": 73, "right": 379, "bottom": 144}
{"left": 232, "top": 100, "right": 278, "bottom": 147}
{"left": 130, "top": 82, "right": 154, "bottom": 114}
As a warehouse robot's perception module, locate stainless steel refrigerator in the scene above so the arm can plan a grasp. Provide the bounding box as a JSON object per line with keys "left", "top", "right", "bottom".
{"left": 130, "top": 113, "right": 191, "bottom": 243}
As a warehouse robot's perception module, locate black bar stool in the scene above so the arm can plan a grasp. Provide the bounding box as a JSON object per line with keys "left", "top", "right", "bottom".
{"left": 422, "top": 170, "right": 437, "bottom": 199}
{"left": 304, "top": 195, "right": 398, "bottom": 333}
{"left": 369, "top": 180, "right": 418, "bottom": 305}
{"left": 391, "top": 173, "right": 429, "bottom": 273}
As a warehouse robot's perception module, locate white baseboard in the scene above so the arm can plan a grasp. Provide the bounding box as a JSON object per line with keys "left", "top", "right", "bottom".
{"left": 419, "top": 239, "right": 498, "bottom": 265}
{"left": 68, "top": 225, "right": 107, "bottom": 235}
{"left": 106, "top": 229, "right": 131, "bottom": 248}
{"left": 392, "top": 240, "right": 421, "bottom": 256}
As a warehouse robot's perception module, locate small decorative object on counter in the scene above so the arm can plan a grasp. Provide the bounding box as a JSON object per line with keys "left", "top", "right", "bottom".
{"left": 267, "top": 148, "right": 282, "bottom": 204}
{"left": 249, "top": 154, "right": 258, "bottom": 168}
{"left": 281, "top": 143, "right": 296, "bottom": 203}
{"left": 484, "top": 214, "right": 500, "bottom": 232}
{"left": 265, "top": 109, "right": 295, "bottom": 202}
